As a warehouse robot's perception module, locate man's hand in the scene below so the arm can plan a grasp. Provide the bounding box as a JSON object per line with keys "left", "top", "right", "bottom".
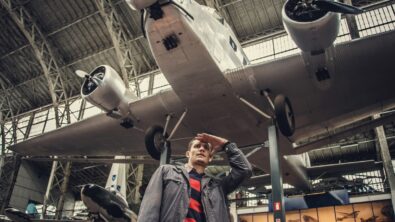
{"left": 195, "top": 133, "right": 228, "bottom": 154}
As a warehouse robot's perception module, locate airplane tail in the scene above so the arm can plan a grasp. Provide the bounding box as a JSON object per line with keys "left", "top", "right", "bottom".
{"left": 105, "top": 156, "right": 129, "bottom": 198}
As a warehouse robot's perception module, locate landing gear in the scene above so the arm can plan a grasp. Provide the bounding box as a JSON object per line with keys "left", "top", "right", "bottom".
{"left": 144, "top": 110, "right": 187, "bottom": 164}
{"left": 144, "top": 125, "right": 171, "bottom": 161}
{"left": 239, "top": 93, "right": 293, "bottom": 221}
{"left": 274, "top": 95, "right": 295, "bottom": 137}
{"left": 239, "top": 92, "right": 295, "bottom": 137}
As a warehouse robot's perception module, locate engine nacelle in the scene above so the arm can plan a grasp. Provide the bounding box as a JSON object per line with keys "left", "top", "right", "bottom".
{"left": 282, "top": 1, "right": 340, "bottom": 53}
{"left": 125, "top": 0, "right": 157, "bottom": 10}
{"left": 81, "top": 65, "right": 132, "bottom": 117}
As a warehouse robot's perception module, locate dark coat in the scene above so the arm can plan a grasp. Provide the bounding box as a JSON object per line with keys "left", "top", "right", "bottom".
{"left": 137, "top": 142, "right": 253, "bottom": 222}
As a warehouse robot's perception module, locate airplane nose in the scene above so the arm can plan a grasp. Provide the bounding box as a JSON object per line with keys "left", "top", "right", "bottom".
{"left": 81, "top": 184, "right": 95, "bottom": 196}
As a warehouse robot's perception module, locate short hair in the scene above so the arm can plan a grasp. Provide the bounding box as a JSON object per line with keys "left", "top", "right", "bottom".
{"left": 187, "top": 139, "right": 197, "bottom": 151}
{"left": 187, "top": 139, "right": 212, "bottom": 152}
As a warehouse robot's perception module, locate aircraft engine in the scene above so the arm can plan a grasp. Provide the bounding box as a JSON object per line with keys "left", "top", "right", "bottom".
{"left": 81, "top": 65, "right": 131, "bottom": 117}
{"left": 125, "top": 0, "right": 157, "bottom": 10}
{"left": 282, "top": 0, "right": 340, "bottom": 53}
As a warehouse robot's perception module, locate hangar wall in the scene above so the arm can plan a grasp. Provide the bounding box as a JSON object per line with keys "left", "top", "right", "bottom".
{"left": 9, "top": 161, "right": 48, "bottom": 210}
{"left": 9, "top": 160, "right": 76, "bottom": 217}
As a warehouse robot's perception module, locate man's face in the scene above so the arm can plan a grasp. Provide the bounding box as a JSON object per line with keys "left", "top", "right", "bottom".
{"left": 186, "top": 140, "right": 213, "bottom": 167}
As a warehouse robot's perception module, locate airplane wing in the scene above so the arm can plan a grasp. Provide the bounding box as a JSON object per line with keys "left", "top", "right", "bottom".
{"left": 10, "top": 90, "right": 193, "bottom": 156}
{"left": 9, "top": 30, "right": 395, "bottom": 192}
{"left": 11, "top": 31, "right": 395, "bottom": 157}
{"left": 240, "top": 29, "right": 395, "bottom": 144}
{"left": 306, "top": 160, "right": 382, "bottom": 179}
{"left": 242, "top": 160, "right": 381, "bottom": 188}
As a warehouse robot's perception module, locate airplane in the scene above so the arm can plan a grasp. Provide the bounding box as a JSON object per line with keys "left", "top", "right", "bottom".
{"left": 3, "top": 158, "right": 135, "bottom": 222}
{"left": 80, "top": 156, "right": 137, "bottom": 222}
{"left": 9, "top": 0, "right": 395, "bottom": 192}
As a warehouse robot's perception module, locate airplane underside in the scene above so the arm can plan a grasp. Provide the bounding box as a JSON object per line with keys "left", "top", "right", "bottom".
{"left": 8, "top": 0, "right": 395, "bottom": 192}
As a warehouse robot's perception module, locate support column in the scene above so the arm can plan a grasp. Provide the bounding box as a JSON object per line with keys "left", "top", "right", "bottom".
{"left": 0, "top": 154, "right": 21, "bottom": 213}
{"left": 42, "top": 158, "right": 73, "bottom": 218}
{"left": 0, "top": 114, "right": 5, "bottom": 170}
{"left": 42, "top": 161, "right": 58, "bottom": 219}
{"left": 373, "top": 114, "right": 395, "bottom": 212}
{"left": 160, "top": 142, "right": 171, "bottom": 165}
{"left": 268, "top": 123, "right": 286, "bottom": 222}
{"left": 127, "top": 159, "right": 144, "bottom": 205}
{"left": 344, "top": 0, "right": 360, "bottom": 39}
{"left": 0, "top": 3, "right": 74, "bottom": 216}
{"left": 0, "top": 117, "right": 21, "bottom": 213}
{"left": 132, "top": 164, "right": 144, "bottom": 204}
{"left": 55, "top": 161, "right": 72, "bottom": 219}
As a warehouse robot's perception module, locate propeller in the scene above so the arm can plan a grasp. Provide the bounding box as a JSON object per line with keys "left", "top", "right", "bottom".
{"left": 76, "top": 69, "right": 104, "bottom": 93}
{"left": 314, "top": 0, "right": 364, "bottom": 14}
{"left": 75, "top": 70, "right": 89, "bottom": 78}
{"left": 288, "top": 0, "right": 363, "bottom": 21}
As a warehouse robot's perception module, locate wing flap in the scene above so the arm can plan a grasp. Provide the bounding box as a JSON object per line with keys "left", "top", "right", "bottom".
{"left": 10, "top": 114, "right": 147, "bottom": 156}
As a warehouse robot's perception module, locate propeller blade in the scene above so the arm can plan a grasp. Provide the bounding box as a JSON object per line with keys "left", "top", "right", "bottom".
{"left": 315, "top": 0, "right": 364, "bottom": 14}
{"left": 75, "top": 70, "right": 89, "bottom": 78}
{"left": 91, "top": 76, "right": 103, "bottom": 86}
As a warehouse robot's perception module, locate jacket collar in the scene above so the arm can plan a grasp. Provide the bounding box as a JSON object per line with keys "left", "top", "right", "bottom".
{"left": 175, "top": 164, "right": 212, "bottom": 187}
{"left": 174, "top": 164, "right": 190, "bottom": 181}
{"left": 201, "top": 176, "right": 211, "bottom": 189}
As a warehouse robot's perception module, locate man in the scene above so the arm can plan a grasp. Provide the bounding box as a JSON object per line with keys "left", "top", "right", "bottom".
{"left": 138, "top": 133, "right": 252, "bottom": 222}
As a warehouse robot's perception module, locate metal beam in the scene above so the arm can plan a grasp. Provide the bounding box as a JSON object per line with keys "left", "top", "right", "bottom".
{"left": 95, "top": 0, "right": 141, "bottom": 96}
{"left": 42, "top": 124, "right": 73, "bottom": 218}
{"left": 1, "top": 32, "right": 151, "bottom": 111}
{"left": 0, "top": 0, "right": 68, "bottom": 128}
{"left": 0, "top": 3, "right": 77, "bottom": 217}
{"left": 0, "top": 67, "right": 36, "bottom": 113}
{"left": 344, "top": 0, "right": 361, "bottom": 39}
{"left": 55, "top": 161, "right": 72, "bottom": 219}
{"left": 42, "top": 161, "right": 59, "bottom": 218}
{"left": 373, "top": 114, "right": 395, "bottom": 213}
{"left": 295, "top": 112, "right": 395, "bottom": 153}
{"left": 0, "top": 0, "right": 130, "bottom": 61}
{"left": 0, "top": 111, "right": 5, "bottom": 180}
{"left": 0, "top": 153, "right": 21, "bottom": 212}
{"left": 268, "top": 123, "right": 286, "bottom": 221}
{"left": 127, "top": 159, "right": 144, "bottom": 204}
{"left": 0, "top": 110, "right": 22, "bottom": 213}
{"left": 77, "top": 99, "right": 87, "bottom": 121}
{"left": 0, "top": 73, "right": 15, "bottom": 122}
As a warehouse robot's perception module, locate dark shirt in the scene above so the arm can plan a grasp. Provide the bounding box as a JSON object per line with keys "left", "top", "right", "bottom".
{"left": 184, "top": 169, "right": 206, "bottom": 222}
